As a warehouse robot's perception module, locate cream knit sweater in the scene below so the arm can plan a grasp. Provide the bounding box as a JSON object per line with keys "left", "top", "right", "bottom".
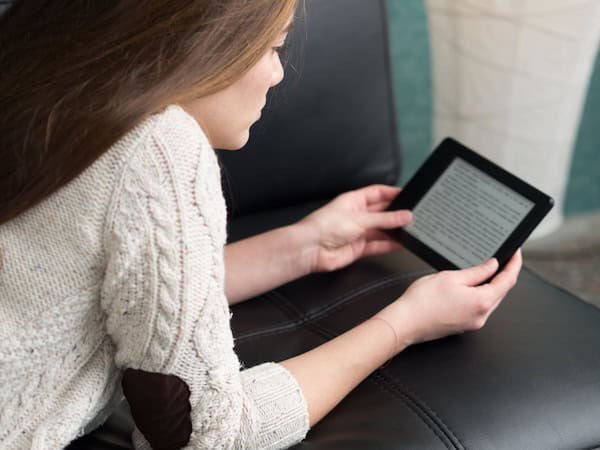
{"left": 0, "top": 105, "right": 309, "bottom": 449}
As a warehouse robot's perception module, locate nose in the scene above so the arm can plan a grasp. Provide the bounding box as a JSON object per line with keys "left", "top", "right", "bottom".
{"left": 271, "top": 54, "right": 284, "bottom": 87}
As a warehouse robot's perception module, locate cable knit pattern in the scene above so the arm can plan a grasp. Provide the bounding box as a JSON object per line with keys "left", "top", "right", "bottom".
{"left": 0, "top": 104, "right": 309, "bottom": 449}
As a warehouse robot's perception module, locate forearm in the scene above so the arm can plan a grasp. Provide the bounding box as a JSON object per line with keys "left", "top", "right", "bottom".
{"left": 224, "top": 223, "right": 315, "bottom": 304}
{"left": 280, "top": 312, "right": 412, "bottom": 427}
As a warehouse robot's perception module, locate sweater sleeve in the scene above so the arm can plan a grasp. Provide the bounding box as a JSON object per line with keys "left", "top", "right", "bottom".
{"left": 100, "top": 107, "right": 309, "bottom": 449}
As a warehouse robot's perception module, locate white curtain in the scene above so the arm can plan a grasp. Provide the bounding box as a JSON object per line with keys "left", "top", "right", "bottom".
{"left": 425, "top": 0, "right": 600, "bottom": 237}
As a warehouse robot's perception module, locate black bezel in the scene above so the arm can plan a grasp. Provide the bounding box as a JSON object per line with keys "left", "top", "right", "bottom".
{"left": 388, "top": 137, "right": 554, "bottom": 272}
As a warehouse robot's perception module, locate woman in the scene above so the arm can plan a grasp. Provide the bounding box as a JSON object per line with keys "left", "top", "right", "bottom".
{"left": 0, "top": 0, "right": 522, "bottom": 449}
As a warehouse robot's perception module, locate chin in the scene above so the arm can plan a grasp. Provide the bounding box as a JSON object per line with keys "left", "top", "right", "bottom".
{"left": 235, "top": 129, "right": 251, "bottom": 150}
{"left": 219, "top": 130, "right": 250, "bottom": 151}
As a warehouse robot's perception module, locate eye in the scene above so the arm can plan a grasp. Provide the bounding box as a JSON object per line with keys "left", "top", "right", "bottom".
{"left": 273, "top": 42, "right": 288, "bottom": 56}
{"left": 272, "top": 29, "right": 290, "bottom": 55}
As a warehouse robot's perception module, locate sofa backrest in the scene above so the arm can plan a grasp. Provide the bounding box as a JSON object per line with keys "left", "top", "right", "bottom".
{"left": 218, "top": 0, "right": 401, "bottom": 218}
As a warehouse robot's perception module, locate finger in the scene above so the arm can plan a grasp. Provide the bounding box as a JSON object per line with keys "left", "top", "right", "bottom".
{"left": 486, "top": 249, "right": 522, "bottom": 293}
{"left": 361, "top": 185, "right": 402, "bottom": 205}
{"left": 504, "top": 249, "right": 522, "bottom": 277}
{"left": 361, "top": 210, "right": 412, "bottom": 230}
{"left": 367, "top": 200, "right": 396, "bottom": 212}
{"left": 477, "top": 250, "right": 522, "bottom": 303}
{"left": 454, "top": 258, "right": 499, "bottom": 287}
{"left": 488, "top": 252, "right": 522, "bottom": 303}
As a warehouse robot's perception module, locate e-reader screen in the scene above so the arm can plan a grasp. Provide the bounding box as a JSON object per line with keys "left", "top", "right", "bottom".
{"left": 405, "top": 158, "right": 534, "bottom": 269}
{"left": 388, "top": 138, "right": 553, "bottom": 272}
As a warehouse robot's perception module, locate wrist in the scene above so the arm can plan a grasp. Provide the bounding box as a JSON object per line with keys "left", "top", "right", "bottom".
{"left": 375, "top": 301, "right": 416, "bottom": 351}
{"left": 279, "top": 221, "right": 318, "bottom": 277}
{"left": 369, "top": 316, "right": 401, "bottom": 359}
{"left": 291, "top": 219, "right": 321, "bottom": 275}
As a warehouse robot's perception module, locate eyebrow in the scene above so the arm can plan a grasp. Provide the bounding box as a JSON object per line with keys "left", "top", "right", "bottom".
{"left": 284, "top": 21, "right": 295, "bottom": 33}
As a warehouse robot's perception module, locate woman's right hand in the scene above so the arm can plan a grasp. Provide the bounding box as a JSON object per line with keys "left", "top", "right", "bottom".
{"left": 376, "top": 250, "right": 522, "bottom": 352}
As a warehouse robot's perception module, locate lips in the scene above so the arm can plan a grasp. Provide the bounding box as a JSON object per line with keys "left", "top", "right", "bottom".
{"left": 257, "top": 102, "right": 266, "bottom": 119}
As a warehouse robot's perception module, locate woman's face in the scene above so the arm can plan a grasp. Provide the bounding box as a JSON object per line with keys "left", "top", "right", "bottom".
{"left": 183, "top": 24, "right": 290, "bottom": 150}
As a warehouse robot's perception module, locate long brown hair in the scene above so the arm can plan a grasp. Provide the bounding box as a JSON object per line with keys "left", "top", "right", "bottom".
{"left": 0, "top": 0, "right": 298, "bottom": 224}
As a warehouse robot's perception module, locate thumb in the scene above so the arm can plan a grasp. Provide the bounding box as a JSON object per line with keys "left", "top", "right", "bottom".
{"left": 361, "top": 210, "right": 412, "bottom": 230}
{"left": 455, "top": 258, "right": 499, "bottom": 286}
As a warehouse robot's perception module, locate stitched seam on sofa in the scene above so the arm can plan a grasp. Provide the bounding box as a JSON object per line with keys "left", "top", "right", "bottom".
{"left": 264, "top": 310, "right": 459, "bottom": 450}
{"left": 277, "top": 268, "right": 429, "bottom": 322}
{"left": 253, "top": 273, "right": 466, "bottom": 449}
{"left": 289, "top": 310, "right": 463, "bottom": 450}
{"left": 292, "top": 317, "right": 458, "bottom": 450}
{"left": 378, "top": 371, "right": 468, "bottom": 450}
{"left": 235, "top": 269, "right": 431, "bottom": 342}
{"left": 371, "top": 373, "right": 459, "bottom": 450}
{"left": 268, "top": 268, "right": 433, "bottom": 335}
{"left": 236, "top": 269, "right": 431, "bottom": 342}
{"left": 235, "top": 273, "right": 408, "bottom": 341}
{"left": 236, "top": 268, "right": 466, "bottom": 448}
{"left": 270, "top": 297, "right": 339, "bottom": 348}
{"left": 274, "top": 292, "right": 466, "bottom": 449}
{"left": 237, "top": 281, "right": 462, "bottom": 449}
{"left": 306, "top": 322, "right": 462, "bottom": 449}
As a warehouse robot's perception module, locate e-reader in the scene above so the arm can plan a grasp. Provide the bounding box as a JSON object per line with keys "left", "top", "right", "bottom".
{"left": 387, "top": 137, "right": 554, "bottom": 273}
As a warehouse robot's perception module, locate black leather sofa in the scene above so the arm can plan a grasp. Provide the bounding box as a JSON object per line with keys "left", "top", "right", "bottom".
{"left": 61, "top": 0, "right": 600, "bottom": 448}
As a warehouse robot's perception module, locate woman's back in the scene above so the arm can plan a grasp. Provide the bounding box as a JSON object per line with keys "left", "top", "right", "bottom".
{"left": 0, "top": 106, "right": 275, "bottom": 448}
{"left": 0, "top": 107, "right": 160, "bottom": 447}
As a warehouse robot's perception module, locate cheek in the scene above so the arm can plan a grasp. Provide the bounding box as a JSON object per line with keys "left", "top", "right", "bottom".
{"left": 236, "top": 80, "right": 268, "bottom": 116}
{"left": 244, "top": 57, "right": 277, "bottom": 94}
{"left": 242, "top": 81, "right": 262, "bottom": 105}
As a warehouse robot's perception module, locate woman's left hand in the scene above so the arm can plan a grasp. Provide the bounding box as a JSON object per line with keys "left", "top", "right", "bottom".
{"left": 299, "top": 184, "right": 412, "bottom": 273}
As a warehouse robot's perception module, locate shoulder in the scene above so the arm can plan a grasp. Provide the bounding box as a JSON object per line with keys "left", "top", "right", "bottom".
{"left": 105, "top": 104, "right": 212, "bottom": 173}
{"left": 104, "top": 104, "right": 219, "bottom": 199}
{"left": 113, "top": 105, "right": 209, "bottom": 166}
{"left": 103, "top": 104, "right": 225, "bottom": 242}
{"left": 151, "top": 104, "right": 210, "bottom": 149}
